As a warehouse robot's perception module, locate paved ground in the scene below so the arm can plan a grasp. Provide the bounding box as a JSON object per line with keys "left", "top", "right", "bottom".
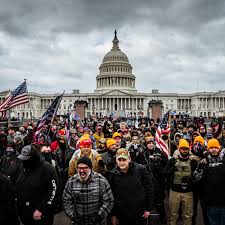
{"left": 53, "top": 200, "right": 204, "bottom": 225}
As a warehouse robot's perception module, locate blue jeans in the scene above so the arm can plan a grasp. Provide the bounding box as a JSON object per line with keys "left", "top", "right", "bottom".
{"left": 207, "top": 206, "right": 225, "bottom": 225}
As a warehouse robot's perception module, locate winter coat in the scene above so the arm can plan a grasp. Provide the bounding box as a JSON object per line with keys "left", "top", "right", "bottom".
{"left": 63, "top": 172, "right": 114, "bottom": 225}
{"left": 109, "top": 162, "right": 154, "bottom": 221}
{"left": 137, "top": 147, "right": 168, "bottom": 203}
{"left": 0, "top": 155, "right": 22, "bottom": 184}
{"left": 193, "top": 153, "right": 225, "bottom": 207}
{"left": 16, "top": 157, "right": 59, "bottom": 223}
{"left": 0, "top": 172, "right": 20, "bottom": 225}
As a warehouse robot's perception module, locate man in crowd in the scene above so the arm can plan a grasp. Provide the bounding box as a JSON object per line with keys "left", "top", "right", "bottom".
{"left": 137, "top": 137, "right": 168, "bottom": 224}
{"left": 0, "top": 170, "right": 20, "bottom": 225}
{"left": 63, "top": 157, "right": 114, "bottom": 225}
{"left": 68, "top": 134, "right": 105, "bottom": 177}
{"left": 101, "top": 138, "right": 117, "bottom": 178}
{"left": 16, "top": 145, "right": 59, "bottom": 225}
{"left": 109, "top": 148, "right": 154, "bottom": 225}
{"left": 165, "top": 139, "right": 198, "bottom": 225}
{"left": 194, "top": 139, "right": 225, "bottom": 225}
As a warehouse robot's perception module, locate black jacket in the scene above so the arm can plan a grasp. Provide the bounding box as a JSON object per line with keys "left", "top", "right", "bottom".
{"left": 16, "top": 157, "right": 59, "bottom": 221}
{"left": 196, "top": 154, "right": 225, "bottom": 207}
{"left": 137, "top": 147, "right": 168, "bottom": 203}
{"left": 109, "top": 162, "right": 154, "bottom": 221}
{"left": 0, "top": 172, "right": 20, "bottom": 225}
{"left": 0, "top": 155, "right": 22, "bottom": 184}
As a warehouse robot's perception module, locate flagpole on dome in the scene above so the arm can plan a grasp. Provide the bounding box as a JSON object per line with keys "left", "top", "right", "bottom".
{"left": 24, "top": 78, "right": 33, "bottom": 124}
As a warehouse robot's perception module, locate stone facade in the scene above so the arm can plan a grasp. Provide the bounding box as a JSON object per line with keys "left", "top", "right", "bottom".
{"left": 1, "top": 31, "right": 225, "bottom": 120}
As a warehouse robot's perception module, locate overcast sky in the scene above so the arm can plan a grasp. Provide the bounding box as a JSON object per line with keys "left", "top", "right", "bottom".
{"left": 0, "top": 0, "right": 225, "bottom": 95}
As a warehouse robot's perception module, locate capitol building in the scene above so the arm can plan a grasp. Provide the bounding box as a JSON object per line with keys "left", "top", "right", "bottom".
{"left": 1, "top": 31, "right": 225, "bottom": 120}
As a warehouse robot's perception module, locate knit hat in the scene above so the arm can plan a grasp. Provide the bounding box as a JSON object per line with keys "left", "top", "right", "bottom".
{"left": 77, "top": 157, "right": 92, "bottom": 169}
{"left": 106, "top": 138, "right": 116, "bottom": 149}
{"left": 194, "top": 136, "right": 204, "bottom": 146}
{"left": 207, "top": 139, "right": 221, "bottom": 150}
{"left": 178, "top": 139, "right": 190, "bottom": 149}
{"left": 112, "top": 132, "right": 121, "bottom": 139}
{"left": 79, "top": 134, "right": 92, "bottom": 147}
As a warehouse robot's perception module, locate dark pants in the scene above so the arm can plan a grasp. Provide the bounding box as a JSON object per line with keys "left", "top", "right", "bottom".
{"left": 200, "top": 201, "right": 210, "bottom": 225}
{"left": 207, "top": 206, "right": 225, "bottom": 225}
{"left": 155, "top": 203, "right": 167, "bottom": 223}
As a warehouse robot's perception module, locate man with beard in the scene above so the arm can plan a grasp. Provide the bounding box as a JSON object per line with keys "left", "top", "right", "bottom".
{"left": 101, "top": 138, "right": 117, "bottom": 178}
{"left": 63, "top": 157, "right": 114, "bottom": 225}
{"left": 109, "top": 148, "right": 154, "bottom": 225}
{"left": 16, "top": 145, "right": 59, "bottom": 225}
{"left": 97, "top": 138, "right": 107, "bottom": 154}
{"left": 193, "top": 139, "right": 225, "bottom": 225}
{"left": 165, "top": 139, "right": 198, "bottom": 225}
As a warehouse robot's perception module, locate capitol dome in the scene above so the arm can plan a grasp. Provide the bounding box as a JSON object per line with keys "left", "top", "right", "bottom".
{"left": 102, "top": 35, "right": 129, "bottom": 63}
{"left": 95, "top": 30, "right": 136, "bottom": 93}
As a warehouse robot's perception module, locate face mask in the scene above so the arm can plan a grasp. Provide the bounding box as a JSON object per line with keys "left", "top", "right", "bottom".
{"left": 132, "top": 144, "right": 138, "bottom": 149}
{"left": 41, "top": 152, "right": 52, "bottom": 162}
{"left": 22, "top": 159, "right": 34, "bottom": 169}
{"left": 59, "top": 142, "right": 66, "bottom": 150}
{"left": 6, "top": 147, "right": 16, "bottom": 157}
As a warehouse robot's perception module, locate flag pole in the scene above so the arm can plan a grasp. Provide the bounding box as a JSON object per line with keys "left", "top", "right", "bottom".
{"left": 50, "top": 90, "right": 65, "bottom": 125}
{"left": 46, "top": 91, "right": 65, "bottom": 137}
{"left": 24, "top": 78, "right": 33, "bottom": 124}
{"left": 168, "top": 110, "right": 171, "bottom": 157}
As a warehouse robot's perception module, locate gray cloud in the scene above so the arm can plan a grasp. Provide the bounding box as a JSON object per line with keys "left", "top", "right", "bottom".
{"left": 0, "top": 0, "right": 225, "bottom": 94}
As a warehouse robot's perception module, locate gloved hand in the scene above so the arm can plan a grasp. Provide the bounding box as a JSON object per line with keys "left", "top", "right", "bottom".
{"left": 182, "top": 176, "right": 192, "bottom": 184}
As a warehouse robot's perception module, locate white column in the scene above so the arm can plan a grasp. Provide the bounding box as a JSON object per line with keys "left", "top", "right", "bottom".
{"left": 105, "top": 98, "right": 108, "bottom": 110}
{"left": 120, "top": 98, "right": 123, "bottom": 110}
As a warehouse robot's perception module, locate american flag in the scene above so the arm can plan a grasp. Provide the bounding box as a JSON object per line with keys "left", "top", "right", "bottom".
{"left": 155, "top": 110, "right": 171, "bottom": 158}
{"left": 0, "top": 92, "right": 11, "bottom": 117}
{"left": 33, "top": 93, "right": 63, "bottom": 141}
{"left": 0, "top": 81, "right": 29, "bottom": 113}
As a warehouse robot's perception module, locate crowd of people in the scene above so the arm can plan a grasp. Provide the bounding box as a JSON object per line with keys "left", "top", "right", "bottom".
{"left": 0, "top": 115, "right": 225, "bottom": 225}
